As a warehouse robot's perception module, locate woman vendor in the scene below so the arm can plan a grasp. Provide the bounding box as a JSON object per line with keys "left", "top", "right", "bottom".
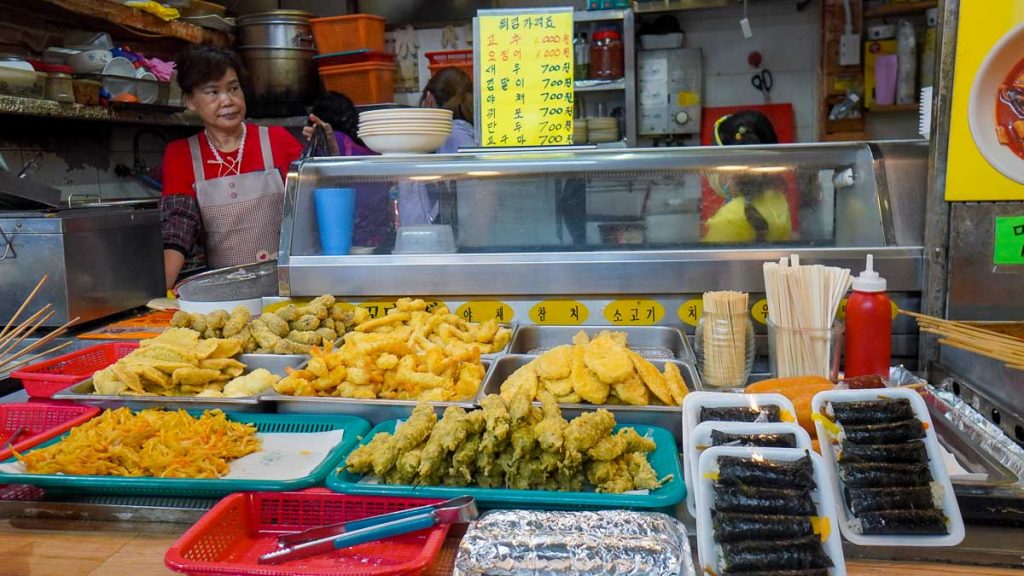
{"left": 160, "top": 45, "right": 326, "bottom": 289}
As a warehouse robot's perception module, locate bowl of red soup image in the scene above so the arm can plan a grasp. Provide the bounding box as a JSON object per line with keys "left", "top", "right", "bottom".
{"left": 969, "top": 22, "right": 1024, "bottom": 184}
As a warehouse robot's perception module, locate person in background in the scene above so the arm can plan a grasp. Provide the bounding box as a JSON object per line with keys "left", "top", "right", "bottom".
{"left": 701, "top": 110, "right": 793, "bottom": 244}
{"left": 398, "top": 67, "right": 477, "bottom": 227}
{"left": 303, "top": 91, "right": 375, "bottom": 157}
{"left": 160, "top": 45, "right": 330, "bottom": 289}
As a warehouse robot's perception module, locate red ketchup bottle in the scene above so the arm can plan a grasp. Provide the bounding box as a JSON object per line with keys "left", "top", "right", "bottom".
{"left": 844, "top": 255, "right": 892, "bottom": 378}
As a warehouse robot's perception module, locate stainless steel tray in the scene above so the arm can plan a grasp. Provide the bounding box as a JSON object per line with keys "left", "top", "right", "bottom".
{"left": 264, "top": 359, "right": 493, "bottom": 424}
{"left": 481, "top": 354, "right": 695, "bottom": 443}
{"left": 238, "top": 353, "right": 309, "bottom": 374}
{"left": 509, "top": 325, "right": 695, "bottom": 363}
{"left": 52, "top": 378, "right": 265, "bottom": 412}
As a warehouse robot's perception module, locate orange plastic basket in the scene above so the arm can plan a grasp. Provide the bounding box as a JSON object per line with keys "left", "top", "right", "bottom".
{"left": 318, "top": 62, "right": 395, "bottom": 105}
{"left": 165, "top": 491, "right": 449, "bottom": 576}
{"left": 425, "top": 50, "right": 473, "bottom": 78}
{"left": 310, "top": 14, "right": 386, "bottom": 54}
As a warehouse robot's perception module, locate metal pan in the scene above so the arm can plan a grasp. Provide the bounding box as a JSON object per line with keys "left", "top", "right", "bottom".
{"left": 52, "top": 378, "right": 265, "bottom": 412}
{"left": 508, "top": 325, "right": 695, "bottom": 363}
{"left": 480, "top": 354, "right": 696, "bottom": 443}
{"left": 47, "top": 357, "right": 305, "bottom": 412}
{"left": 264, "top": 359, "right": 493, "bottom": 424}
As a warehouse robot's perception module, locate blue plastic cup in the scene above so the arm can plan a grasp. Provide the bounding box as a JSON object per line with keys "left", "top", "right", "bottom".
{"left": 314, "top": 188, "right": 357, "bottom": 255}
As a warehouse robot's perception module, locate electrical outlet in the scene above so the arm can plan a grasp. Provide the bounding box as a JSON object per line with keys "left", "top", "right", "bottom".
{"left": 840, "top": 33, "right": 861, "bottom": 66}
{"left": 740, "top": 17, "right": 753, "bottom": 39}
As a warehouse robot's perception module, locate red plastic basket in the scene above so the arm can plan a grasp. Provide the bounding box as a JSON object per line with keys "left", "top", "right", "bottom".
{"left": 165, "top": 491, "right": 449, "bottom": 576}
{"left": 0, "top": 402, "right": 100, "bottom": 461}
{"left": 12, "top": 342, "right": 139, "bottom": 399}
{"left": 424, "top": 50, "right": 473, "bottom": 78}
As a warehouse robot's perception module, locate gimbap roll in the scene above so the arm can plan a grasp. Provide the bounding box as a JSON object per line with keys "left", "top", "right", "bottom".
{"left": 850, "top": 509, "right": 948, "bottom": 535}
{"left": 719, "top": 535, "right": 833, "bottom": 572}
{"left": 711, "top": 430, "right": 798, "bottom": 448}
{"left": 718, "top": 453, "right": 816, "bottom": 489}
{"left": 828, "top": 398, "right": 915, "bottom": 425}
{"left": 838, "top": 440, "right": 928, "bottom": 464}
{"left": 838, "top": 462, "right": 932, "bottom": 487}
{"left": 701, "top": 405, "right": 782, "bottom": 424}
{"left": 846, "top": 485, "right": 942, "bottom": 515}
{"left": 714, "top": 484, "right": 817, "bottom": 516}
{"left": 841, "top": 418, "right": 925, "bottom": 445}
{"left": 713, "top": 512, "right": 814, "bottom": 542}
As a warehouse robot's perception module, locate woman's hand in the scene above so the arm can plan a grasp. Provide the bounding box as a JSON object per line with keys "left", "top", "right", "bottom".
{"left": 303, "top": 113, "right": 341, "bottom": 156}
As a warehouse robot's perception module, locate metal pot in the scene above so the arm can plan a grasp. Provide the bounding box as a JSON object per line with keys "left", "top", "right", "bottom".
{"left": 235, "top": 10, "right": 315, "bottom": 50}
{"left": 237, "top": 46, "right": 317, "bottom": 105}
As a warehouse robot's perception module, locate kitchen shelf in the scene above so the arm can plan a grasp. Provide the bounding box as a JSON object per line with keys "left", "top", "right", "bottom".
{"left": 864, "top": 1, "right": 938, "bottom": 18}
{"left": 574, "top": 9, "right": 628, "bottom": 22}
{"left": 574, "top": 79, "right": 627, "bottom": 92}
{"left": 633, "top": 0, "right": 733, "bottom": 14}
{"left": 870, "top": 103, "right": 919, "bottom": 113}
{"left": 35, "top": 0, "right": 232, "bottom": 46}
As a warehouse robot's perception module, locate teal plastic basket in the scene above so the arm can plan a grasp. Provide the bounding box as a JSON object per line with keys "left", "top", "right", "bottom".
{"left": 326, "top": 422, "right": 685, "bottom": 510}
{"left": 0, "top": 411, "right": 370, "bottom": 498}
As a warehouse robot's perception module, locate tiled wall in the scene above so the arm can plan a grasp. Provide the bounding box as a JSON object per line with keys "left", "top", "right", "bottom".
{"left": 0, "top": 117, "right": 192, "bottom": 203}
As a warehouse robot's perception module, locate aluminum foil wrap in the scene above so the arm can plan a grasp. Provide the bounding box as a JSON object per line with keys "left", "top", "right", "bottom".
{"left": 453, "top": 509, "right": 695, "bottom": 576}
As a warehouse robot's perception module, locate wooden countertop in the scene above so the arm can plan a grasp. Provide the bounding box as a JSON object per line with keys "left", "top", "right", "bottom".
{"left": 1, "top": 519, "right": 1021, "bottom": 576}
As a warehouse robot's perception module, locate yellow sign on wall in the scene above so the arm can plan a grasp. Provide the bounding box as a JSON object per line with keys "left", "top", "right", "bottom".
{"left": 529, "top": 300, "right": 588, "bottom": 325}
{"left": 476, "top": 9, "right": 574, "bottom": 147}
{"left": 945, "top": 3, "right": 1024, "bottom": 201}
{"left": 603, "top": 299, "right": 666, "bottom": 326}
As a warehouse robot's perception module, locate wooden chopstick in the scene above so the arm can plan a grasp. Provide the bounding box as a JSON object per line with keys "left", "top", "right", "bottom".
{"left": 0, "top": 275, "right": 47, "bottom": 343}
{"left": 0, "top": 341, "right": 73, "bottom": 374}
{"left": 0, "top": 307, "right": 55, "bottom": 360}
{"left": 0, "top": 304, "right": 53, "bottom": 355}
{"left": 0, "top": 316, "right": 79, "bottom": 371}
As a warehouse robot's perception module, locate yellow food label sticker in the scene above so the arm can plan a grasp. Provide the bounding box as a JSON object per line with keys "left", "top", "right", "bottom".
{"left": 423, "top": 300, "right": 446, "bottom": 313}
{"left": 677, "top": 299, "right": 703, "bottom": 327}
{"left": 529, "top": 300, "right": 588, "bottom": 325}
{"left": 263, "top": 298, "right": 315, "bottom": 314}
{"left": 751, "top": 298, "right": 769, "bottom": 325}
{"left": 358, "top": 300, "right": 398, "bottom": 319}
{"left": 456, "top": 300, "right": 514, "bottom": 323}
{"left": 677, "top": 91, "right": 700, "bottom": 106}
{"left": 603, "top": 299, "right": 666, "bottom": 326}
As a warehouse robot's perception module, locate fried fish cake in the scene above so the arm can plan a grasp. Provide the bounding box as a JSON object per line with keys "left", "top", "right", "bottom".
{"left": 583, "top": 334, "right": 633, "bottom": 384}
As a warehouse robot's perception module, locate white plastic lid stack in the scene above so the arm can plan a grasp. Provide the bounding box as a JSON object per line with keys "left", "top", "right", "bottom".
{"left": 852, "top": 254, "right": 887, "bottom": 292}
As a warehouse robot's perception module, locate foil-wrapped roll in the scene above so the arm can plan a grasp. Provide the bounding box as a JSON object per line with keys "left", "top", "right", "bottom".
{"left": 453, "top": 509, "right": 695, "bottom": 576}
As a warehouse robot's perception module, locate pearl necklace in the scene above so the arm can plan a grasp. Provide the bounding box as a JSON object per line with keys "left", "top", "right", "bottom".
{"left": 205, "top": 123, "right": 246, "bottom": 178}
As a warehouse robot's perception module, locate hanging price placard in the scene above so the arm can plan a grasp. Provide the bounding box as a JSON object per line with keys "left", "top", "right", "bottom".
{"left": 475, "top": 8, "right": 574, "bottom": 147}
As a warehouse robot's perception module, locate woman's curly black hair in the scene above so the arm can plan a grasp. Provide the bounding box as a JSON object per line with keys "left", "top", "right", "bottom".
{"left": 176, "top": 44, "right": 246, "bottom": 94}
{"left": 310, "top": 91, "right": 364, "bottom": 146}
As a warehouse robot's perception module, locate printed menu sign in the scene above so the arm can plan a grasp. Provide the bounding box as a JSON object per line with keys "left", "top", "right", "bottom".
{"left": 475, "top": 8, "right": 574, "bottom": 147}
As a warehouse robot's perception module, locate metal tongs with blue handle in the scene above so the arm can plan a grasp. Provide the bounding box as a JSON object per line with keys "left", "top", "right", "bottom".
{"left": 258, "top": 495, "right": 478, "bottom": 565}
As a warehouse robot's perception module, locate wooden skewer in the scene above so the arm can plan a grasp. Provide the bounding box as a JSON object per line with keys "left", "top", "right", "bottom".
{"left": 935, "top": 338, "right": 1024, "bottom": 370}
{"left": 915, "top": 319, "right": 1024, "bottom": 349}
{"left": 0, "top": 275, "right": 47, "bottom": 343}
{"left": 903, "top": 310, "right": 1024, "bottom": 344}
{"left": 0, "top": 316, "right": 79, "bottom": 371}
{"left": 0, "top": 341, "right": 73, "bottom": 374}
{"left": 0, "top": 306, "right": 54, "bottom": 359}
{"left": 0, "top": 303, "right": 51, "bottom": 353}
{"left": 920, "top": 329, "right": 1024, "bottom": 360}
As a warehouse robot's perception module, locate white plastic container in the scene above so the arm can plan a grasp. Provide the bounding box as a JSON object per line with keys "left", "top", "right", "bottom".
{"left": 811, "top": 387, "right": 965, "bottom": 547}
{"left": 640, "top": 32, "right": 684, "bottom": 50}
{"left": 686, "top": 421, "right": 811, "bottom": 519}
{"left": 695, "top": 446, "right": 846, "bottom": 576}
{"left": 681, "top": 391, "right": 798, "bottom": 516}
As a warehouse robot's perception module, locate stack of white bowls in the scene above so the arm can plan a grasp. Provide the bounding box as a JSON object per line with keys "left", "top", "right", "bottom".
{"left": 587, "top": 117, "right": 619, "bottom": 143}
{"left": 358, "top": 108, "right": 454, "bottom": 154}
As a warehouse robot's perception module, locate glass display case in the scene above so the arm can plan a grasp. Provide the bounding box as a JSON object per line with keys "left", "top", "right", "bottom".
{"left": 281, "top": 142, "right": 925, "bottom": 295}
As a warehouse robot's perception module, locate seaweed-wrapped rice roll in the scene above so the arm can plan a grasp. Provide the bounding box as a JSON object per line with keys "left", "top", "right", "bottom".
{"left": 713, "top": 512, "right": 814, "bottom": 542}
{"left": 701, "top": 405, "right": 782, "bottom": 424}
{"left": 850, "top": 508, "right": 948, "bottom": 535}
{"left": 711, "top": 430, "right": 798, "bottom": 448}
{"left": 846, "top": 485, "right": 942, "bottom": 515}
{"left": 719, "top": 535, "right": 833, "bottom": 572}
{"left": 717, "top": 453, "right": 816, "bottom": 489}
{"left": 714, "top": 484, "right": 817, "bottom": 516}
{"left": 838, "top": 440, "right": 928, "bottom": 464}
{"left": 838, "top": 462, "right": 932, "bottom": 487}
{"left": 828, "top": 398, "right": 915, "bottom": 425}
{"left": 840, "top": 418, "right": 925, "bottom": 445}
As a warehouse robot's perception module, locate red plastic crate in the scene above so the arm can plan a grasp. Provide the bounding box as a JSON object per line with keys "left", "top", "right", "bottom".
{"left": 0, "top": 402, "right": 100, "bottom": 461}
{"left": 165, "top": 491, "right": 449, "bottom": 576}
{"left": 310, "top": 14, "right": 386, "bottom": 54}
{"left": 12, "top": 342, "right": 139, "bottom": 399}
{"left": 424, "top": 50, "right": 473, "bottom": 78}
{"left": 318, "top": 62, "right": 395, "bottom": 105}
